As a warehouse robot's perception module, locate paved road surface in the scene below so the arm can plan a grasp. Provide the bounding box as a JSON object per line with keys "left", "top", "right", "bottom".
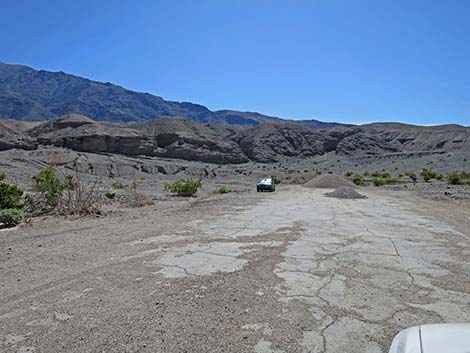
{"left": 1, "top": 186, "right": 469, "bottom": 352}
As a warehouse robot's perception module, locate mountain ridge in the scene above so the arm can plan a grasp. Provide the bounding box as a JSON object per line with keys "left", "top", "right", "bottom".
{"left": 0, "top": 61, "right": 348, "bottom": 128}
{"left": 1, "top": 114, "right": 469, "bottom": 165}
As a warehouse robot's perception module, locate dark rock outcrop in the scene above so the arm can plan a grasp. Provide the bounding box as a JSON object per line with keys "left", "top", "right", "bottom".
{"left": 0, "top": 120, "right": 37, "bottom": 151}
{"left": 236, "top": 123, "right": 339, "bottom": 163}
{"left": 1, "top": 114, "right": 469, "bottom": 164}
{"left": 28, "top": 114, "right": 157, "bottom": 156}
{"left": 134, "top": 117, "right": 249, "bottom": 164}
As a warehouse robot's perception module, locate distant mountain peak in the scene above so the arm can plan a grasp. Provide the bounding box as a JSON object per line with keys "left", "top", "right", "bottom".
{"left": 0, "top": 61, "right": 349, "bottom": 128}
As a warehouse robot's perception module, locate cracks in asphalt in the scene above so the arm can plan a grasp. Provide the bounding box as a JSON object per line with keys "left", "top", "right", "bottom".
{"left": 388, "top": 237, "right": 402, "bottom": 263}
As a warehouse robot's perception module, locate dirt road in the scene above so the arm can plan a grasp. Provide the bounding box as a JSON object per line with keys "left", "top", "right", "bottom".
{"left": 1, "top": 186, "right": 469, "bottom": 353}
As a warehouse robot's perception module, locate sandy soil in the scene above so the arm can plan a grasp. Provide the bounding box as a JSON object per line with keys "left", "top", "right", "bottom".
{"left": 1, "top": 185, "right": 470, "bottom": 353}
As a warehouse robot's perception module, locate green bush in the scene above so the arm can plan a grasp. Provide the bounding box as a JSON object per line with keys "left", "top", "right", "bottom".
{"left": 421, "top": 169, "right": 437, "bottom": 182}
{"left": 352, "top": 174, "right": 365, "bottom": 186}
{"left": 105, "top": 192, "right": 116, "bottom": 199}
{"left": 32, "top": 166, "right": 65, "bottom": 206}
{"left": 0, "top": 182, "right": 23, "bottom": 209}
{"left": 0, "top": 172, "right": 5, "bottom": 181}
{"left": 384, "top": 177, "right": 401, "bottom": 184}
{"left": 405, "top": 172, "right": 416, "bottom": 179}
{"left": 112, "top": 182, "right": 126, "bottom": 189}
{"left": 372, "top": 177, "right": 386, "bottom": 186}
{"left": 164, "top": 178, "right": 202, "bottom": 197}
{"left": 272, "top": 176, "right": 282, "bottom": 185}
{"left": 345, "top": 171, "right": 354, "bottom": 177}
{"left": 215, "top": 186, "right": 232, "bottom": 194}
{"left": 372, "top": 171, "right": 390, "bottom": 178}
{"left": 447, "top": 172, "right": 462, "bottom": 185}
{"left": 0, "top": 208, "right": 24, "bottom": 227}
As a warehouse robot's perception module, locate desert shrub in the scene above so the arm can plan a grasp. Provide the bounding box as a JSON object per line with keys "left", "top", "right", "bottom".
{"left": 384, "top": 177, "right": 401, "bottom": 184}
{"left": 372, "top": 177, "right": 385, "bottom": 186}
{"left": 421, "top": 169, "right": 437, "bottom": 182}
{"left": 164, "top": 178, "right": 202, "bottom": 197}
{"left": 352, "top": 174, "right": 365, "bottom": 186}
{"left": 30, "top": 165, "right": 101, "bottom": 215}
{"left": 0, "top": 172, "right": 5, "bottom": 181}
{"left": 363, "top": 171, "right": 369, "bottom": 176}
{"left": 345, "top": 171, "right": 354, "bottom": 177}
{"left": 105, "top": 192, "right": 116, "bottom": 199}
{"left": 59, "top": 174, "right": 101, "bottom": 215}
{"left": 436, "top": 174, "right": 444, "bottom": 181}
{"left": 447, "top": 171, "right": 462, "bottom": 185}
{"left": 272, "top": 176, "right": 282, "bottom": 184}
{"left": 112, "top": 182, "right": 126, "bottom": 189}
{"left": 215, "top": 186, "right": 232, "bottom": 194}
{"left": 0, "top": 208, "right": 24, "bottom": 227}
{"left": 460, "top": 171, "right": 470, "bottom": 179}
{"left": 32, "top": 166, "right": 65, "bottom": 206}
{"left": 405, "top": 172, "right": 416, "bottom": 179}
{"left": 372, "top": 171, "right": 390, "bottom": 178}
{"left": 0, "top": 182, "right": 23, "bottom": 209}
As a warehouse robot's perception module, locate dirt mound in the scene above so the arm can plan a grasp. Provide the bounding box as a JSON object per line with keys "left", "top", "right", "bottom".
{"left": 324, "top": 187, "right": 367, "bottom": 199}
{"left": 303, "top": 174, "right": 355, "bottom": 189}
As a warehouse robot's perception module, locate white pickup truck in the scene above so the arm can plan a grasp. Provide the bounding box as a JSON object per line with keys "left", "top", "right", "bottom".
{"left": 389, "top": 324, "right": 470, "bottom": 353}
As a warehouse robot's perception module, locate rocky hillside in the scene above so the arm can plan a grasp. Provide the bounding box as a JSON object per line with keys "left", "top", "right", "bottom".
{"left": 0, "top": 61, "right": 346, "bottom": 129}
{"left": 0, "top": 114, "right": 469, "bottom": 164}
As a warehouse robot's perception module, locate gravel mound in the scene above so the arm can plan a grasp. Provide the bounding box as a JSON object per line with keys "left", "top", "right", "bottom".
{"left": 324, "top": 187, "right": 367, "bottom": 199}
{"left": 303, "top": 174, "right": 355, "bottom": 189}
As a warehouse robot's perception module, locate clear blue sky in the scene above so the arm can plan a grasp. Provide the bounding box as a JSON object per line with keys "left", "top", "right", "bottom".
{"left": 1, "top": 0, "right": 470, "bottom": 125}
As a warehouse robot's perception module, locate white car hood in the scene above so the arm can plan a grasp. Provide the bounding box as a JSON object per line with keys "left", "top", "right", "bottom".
{"left": 389, "top": 324, "right": 470, "bottom": 353}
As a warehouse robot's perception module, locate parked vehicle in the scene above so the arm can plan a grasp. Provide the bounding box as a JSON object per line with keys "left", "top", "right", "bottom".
{"left": 257, "top": 177, "right": 275, "bottom": 192}
{"left": 389, "top": 323, "right": 470, "bottom": 353}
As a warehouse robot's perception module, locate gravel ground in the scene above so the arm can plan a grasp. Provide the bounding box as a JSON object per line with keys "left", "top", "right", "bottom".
{"left": 324, "top": 186, "right": 367, "bottom": 199}
{"left": 1, "top": 186, "right": 470, "bottom": 353}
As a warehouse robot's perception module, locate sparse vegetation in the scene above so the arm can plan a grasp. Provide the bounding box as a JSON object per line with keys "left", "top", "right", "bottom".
{"left": 165, "top": 178, "right": 202, "bottom": 197}
{"left": 0, "top": 172, "right": 5, "bottom": 181}
{"left": 32, "top": 166, "right": 65, "bottom": 207}
{"left": 30, "top": 165, "right": 101, "bottom": 216}
{"left": 215, "top": 186, "right": 232, "bottom": 194}
{"left": 372, "top": 176, "right": 400, "bottom": 186}
{"left": 371, "top": 171, "right": 390, "bottom": 178}
{"left": 345, "top": 171, "right": 354, "bottom": 177}
{"left": 405, "top": 172, "right": 416, "bottom": 179}
{"left": 384, "top": 177, "right": 401, "bottom": 184}
{"left": 446, "top": 171, "right": 470, "bottom": 185}
{"left": 352, "top": 174, "right": 365, "bottom": 186}
{"left": 0, "top": 208, "right": 24, "bottom": 227}
{"left": 372, "top": 177, "right": 386, "bottom": 186}
{"left": 447, "top": 172, "right": 462, "bottom": 185}
{"left": 272, "top": 176, "right": 282, "bottom": 184}
{"left": 112, "top": 182, "right": 126, "bottom": 189}
{"left": 421, "top": 168, "right": 438, "bottom": 182}
{"left": 105, "top": 192, "right": 116, "bottom": 199}
{"left": 0, "top": 179, "right": 24, "bottom": 228}
{"left": 0, "top": 182, "right": 23, "bottom": 210}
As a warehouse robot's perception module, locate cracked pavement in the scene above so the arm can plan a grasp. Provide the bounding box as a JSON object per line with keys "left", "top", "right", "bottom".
{"left": 1, "top": 186, "right": 469, "bottom": 352}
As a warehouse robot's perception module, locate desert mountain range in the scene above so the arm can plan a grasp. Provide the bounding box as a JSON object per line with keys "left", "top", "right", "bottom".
{"left": 0, "top": 61, "right": 345, "bottom": 128}
{"left": 0, "top": 61, "right": 469, "bottom": 164}
{"left": 1, "top": 114, "right": 469, "bottom": 164}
